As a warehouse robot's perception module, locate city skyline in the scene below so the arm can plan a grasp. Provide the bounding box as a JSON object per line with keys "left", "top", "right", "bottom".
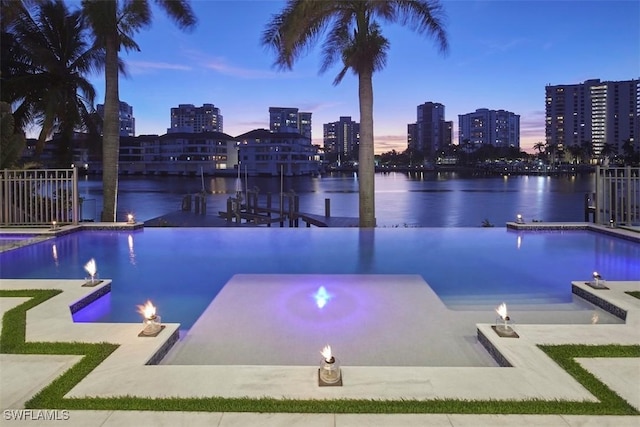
{"left": 54, "top": 0, "right": 639, "bottom": 154}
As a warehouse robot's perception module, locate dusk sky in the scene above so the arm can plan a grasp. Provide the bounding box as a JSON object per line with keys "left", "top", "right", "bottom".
{"left": 76, "top": 0, "right": 639, "bottom": 153}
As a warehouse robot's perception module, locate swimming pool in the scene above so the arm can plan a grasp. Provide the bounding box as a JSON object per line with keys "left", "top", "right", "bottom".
{"left": 0, "top": 228, "right": 638, "bottom": 329}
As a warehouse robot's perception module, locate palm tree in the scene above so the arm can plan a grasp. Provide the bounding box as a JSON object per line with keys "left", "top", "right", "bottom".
{"left": 580, "top": 140, "right": 593, "bottom": 164}
{"left": 532, "top": 141, "right": 545, "bottom": 159}
{"left": 3, "top": 0, "right": 103, "bottom": 165}
{"left": 600, "top": 142, "right": 614, "bottom": 163}
{"left": 621, "top": 139, "right": 639, "bottom": 166}
{"left": 567, "top": 144, "right": 582, "bottom": 164}
{"left": 262, "top": 0, "right": 448, "bottom": 227}
{"left": 0, "top": 0, "right": 39, "bottom": 31}
{"left": 81, "top": 0, "right": 196, "bottom": 222}
{"left": 545, "top": 141, "right": 558, "bottom": 167}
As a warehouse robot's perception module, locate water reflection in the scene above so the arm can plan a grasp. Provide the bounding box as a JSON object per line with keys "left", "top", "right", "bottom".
{"left": 128, "top": 234, "right": 136, "bottom": 265}
{"left": 207, "top": 177, "right": 232, "bottom": 194}
{"left": 77, "top": 172, "right": 596, "bottom": 226}
{"left": 358, "top": 229, "right": 375, "bottom": 271}
{"left": 51, "top": 244, "right": 59, "bottom": 266}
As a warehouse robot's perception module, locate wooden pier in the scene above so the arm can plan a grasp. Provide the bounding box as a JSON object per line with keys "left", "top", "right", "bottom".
{"left": 217, "top": 189, "right": 358, "bottom": 227}
{"left": 146, "top": 190, "right": 359, "bottom": 228}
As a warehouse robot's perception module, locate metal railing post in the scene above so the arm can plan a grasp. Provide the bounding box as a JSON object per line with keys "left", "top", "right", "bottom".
{"left": 1, "top": 170, "right": 6, "bottom": 225}
{"left": 72, "top": 167, "right": 79, "bottom": 224}
{"left": 594, "top": 166, "right": 601, "bottom": 224}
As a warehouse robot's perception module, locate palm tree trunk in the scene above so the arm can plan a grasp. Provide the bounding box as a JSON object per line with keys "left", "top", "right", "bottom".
{"left": 358, "top": 70, "right": 375, "bottom": 227}
{"left": 101, "top": 24, "right": 120, "bottom": 222}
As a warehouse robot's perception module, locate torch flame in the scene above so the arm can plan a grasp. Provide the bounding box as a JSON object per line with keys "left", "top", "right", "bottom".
{"left": 321, "top": 345, "right": 333, "bottom": 362}
{"left": 84, "top": 258, "right": 97, "bottom": 277}
{"left": 496, "top": 302, "right": 508, "bottom": 321}
{"left": 137, "top": 300, "right": 157, "bottom": 319}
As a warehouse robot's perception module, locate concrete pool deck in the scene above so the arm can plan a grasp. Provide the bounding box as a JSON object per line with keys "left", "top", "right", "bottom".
{"left": 0, "top": 276, "right": 639, "bottom": 426}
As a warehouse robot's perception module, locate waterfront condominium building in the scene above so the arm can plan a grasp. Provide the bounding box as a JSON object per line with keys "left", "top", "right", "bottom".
{"left": 169, "top": 103, "right": 223, "bottom": 133}
{"left": 545, "top": 78, "right": 639, "bottom": 158}
{"left": 118, "top": 131, "right": 238, "bottom": 175}
{"left": 269, "top": 107, "right": 312, "bottom": 139}
{"left": 97, "top": 101, "right": 135, "bottom": 136}
{"left": 407, "top": 102, "right": 453, "bottom": 159}
{"left": 323, "top": 116, "right": 360, "bottom": 161}
{"left": 458, "top": 108, "right": 520, "bottom": 150}
{"left": 237, "top": 128, "right": 320, "bottom": 176}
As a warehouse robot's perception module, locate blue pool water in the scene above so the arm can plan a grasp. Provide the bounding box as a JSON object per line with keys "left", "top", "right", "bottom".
{"left": 1, "top": 228, "right": 638, "bottom": 329}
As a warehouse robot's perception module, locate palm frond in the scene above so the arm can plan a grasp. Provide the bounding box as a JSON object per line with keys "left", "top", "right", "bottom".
{"left": 5, "top": 0, "right": 103, "bottom": 154}
{"left": 319, "top": 19, "right": 352, "bottom": 75}
{"left": 154, "top": 0, "right": 197, "bottom": 31}
{"left": 262, "top": 0, "right": 339, "bottom": 70}
{"left": 119, "top": 0, "right": 152, "bottom": 35}
{"left": 80, "top": 0, "right": 117, "bottom": 47}
{"left": 377, "top": 0, "right": 449, "bottom": 54}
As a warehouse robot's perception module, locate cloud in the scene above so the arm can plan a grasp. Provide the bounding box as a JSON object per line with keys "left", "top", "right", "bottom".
{"left": 127, "top": 60, "right": 192, "bottom": 74}
{"left": 376, "top": 134, "right": 407, "bottom": 143}
{"left": 223, "top": 119, "right": 270, "bottom": 136}
{"left": 311, "top": 133, "right": 406, "bottom": 154}
{"left": 202, "top": 58, "right": 281, "bottom": 79}
{"left": 316, "top": 134, "right": 406, "bottom": 153}
{"left": 456, "top": 37, "right": 528, "bottom": 67}
{"left": 374, "top": 134, "right": 407, "bottom": 154}
{"left": 518, "top": 110, "right": 546, "bottom": 152}
{"left": 479, "top": 38, "right": 526, "bottom": 54}
{"left": 298, "top": 101, "right": 345, "bottom": 113}
{"left": 229, "top": 120, "right": 269, "bottom": 132}
{"left": 520, "top": 110, "right": 545, "bottom": 139}
{"left": 183, "top": 49, "right": 281, "bottom": 79}
{"left": 235, "top": 120, "right": 269, "bottom": 128}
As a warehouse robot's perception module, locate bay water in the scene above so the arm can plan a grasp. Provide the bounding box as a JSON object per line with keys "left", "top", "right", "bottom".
{"left": 78, "top": 171, "right": 595, "bottom": 227}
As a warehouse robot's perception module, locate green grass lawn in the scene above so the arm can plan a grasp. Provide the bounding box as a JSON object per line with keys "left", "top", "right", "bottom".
{"left": 626, "top": 291, "right": 640, "bottom": 300}
{"left": 1, "top": 289, "right": 638, "bottom": 415}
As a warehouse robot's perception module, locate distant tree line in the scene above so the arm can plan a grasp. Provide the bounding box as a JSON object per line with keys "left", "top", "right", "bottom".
{"left": 379, "top": 139, "right": 639, "bottom": 168}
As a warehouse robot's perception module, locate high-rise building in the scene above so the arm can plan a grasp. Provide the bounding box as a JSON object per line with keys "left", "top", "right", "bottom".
{"left": 298, "top": 111, "right": 312, "bottom": 140}
{"left": 458, "top": 108, "right": 520, "bottom": 149}
{"left": 323, "top": 116, "right": 360, "bottom": 159}
{"left": 169, "top": 103, "right": 223, "bottom": 133}
{"left": 269, "top": 107, "right": 312, "bottom": 139}
{"left": 407, "top": 102, "right": 452, "bottom": 158}
{"left": 545, "top": 79, "right": 639, "bottom": 158}
{"left": 97, "top": 101, "right": 135, "bottom": 136}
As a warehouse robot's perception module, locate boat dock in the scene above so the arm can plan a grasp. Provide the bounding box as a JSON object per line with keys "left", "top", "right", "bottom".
{"left": 145, "top": 210, "right": 359, "bottom": 228}
{"left": 145, "top": 191, "right": 359, "bottom": 228}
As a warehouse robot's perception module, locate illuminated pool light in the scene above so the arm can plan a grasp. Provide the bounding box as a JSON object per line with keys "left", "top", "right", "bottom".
{"left": 313, "top": 286, "right": 332, "bottom": 309}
